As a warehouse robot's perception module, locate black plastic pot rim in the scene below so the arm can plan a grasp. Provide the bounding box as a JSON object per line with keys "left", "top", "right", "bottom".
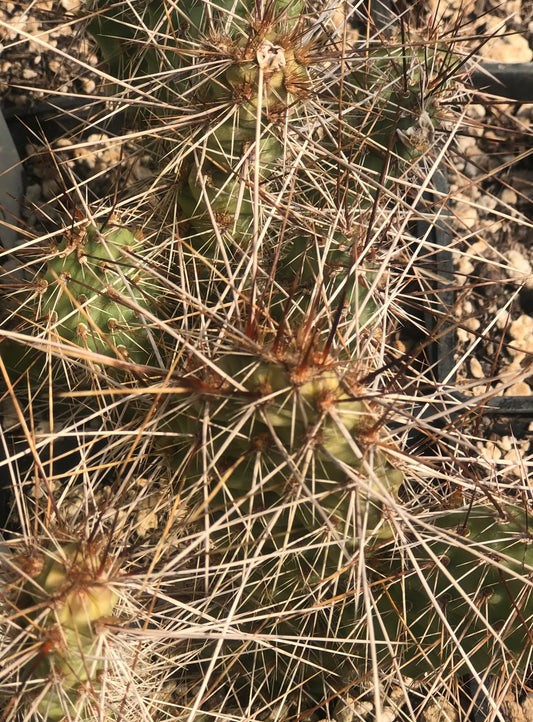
{"left": 469, "top": 62, "right": 533, "bottom": 103}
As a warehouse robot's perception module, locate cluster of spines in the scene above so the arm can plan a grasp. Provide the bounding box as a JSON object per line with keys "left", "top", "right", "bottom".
{"left": 367, "top": 503, "right": 533, "bottom": 677}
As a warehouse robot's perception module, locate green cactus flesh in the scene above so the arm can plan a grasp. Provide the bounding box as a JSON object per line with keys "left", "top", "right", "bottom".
{"left": 216, "top": 503, "right": 533, "bottom": 696}
{"left": 176, "top": 37, "right": 310, "bottom": 261}
{"left": 13, "top": 541, "right": 119, "bottom": 721}
{"left": 349, "top": 44, "right": 441, "bottom": 154}
{"left": 367, "top": 504, "right": 533, "bottom": 677}
{"left": 275, "top": 234, "right": 379, "bottom": 331}
{"left": 12, "top": 223, "right": 163, "bottom": 370}
{"left": 305, "top": 43, "right": 445, "bottom": 217}
{"left": 89, "top": 0, "right": 305, "bottom": 103}
{"left": 179, "top": 351, "right": 403, "bottom": 566}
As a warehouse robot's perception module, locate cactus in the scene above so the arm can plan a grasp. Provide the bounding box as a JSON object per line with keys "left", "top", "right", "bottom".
{"left": 3, "top": 221, "right": 166, "bottom": 383}
{"left": 89, "top": 0, "right": 305, "bottom": 90}
{"left": 1, "top": 538, "right": 119, "bottom": 721}
{"left": 5, "top": 0, "right": 528, "bottom": 721}
{"left": 181, "top": 343, "right": 404, "bottom": 542}
{"left": 367, "top": 503, "right": 533, "bottom": 678}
